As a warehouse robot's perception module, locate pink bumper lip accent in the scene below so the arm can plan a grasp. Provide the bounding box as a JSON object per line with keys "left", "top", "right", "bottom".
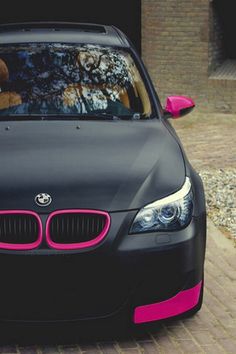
{"left": 134, "top": 281, "right": 202, "bottom": 324}
{"left": 0, "top": 210, "right": 43, "bottom": 250}
{"left": 46, "top": 209, "right": 111, "bottom": 250}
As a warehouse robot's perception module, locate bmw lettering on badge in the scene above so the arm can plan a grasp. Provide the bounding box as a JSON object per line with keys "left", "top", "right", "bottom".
{"left": 35, "top": 193, "right": 52, "bottom": 207}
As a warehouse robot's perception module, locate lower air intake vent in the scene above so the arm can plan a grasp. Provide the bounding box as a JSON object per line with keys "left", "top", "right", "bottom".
{"left": 0, "top": 211, "right": 42, "bottom": 250}
{"left": 46, "top": 210, "right": 110, "bottom": 250}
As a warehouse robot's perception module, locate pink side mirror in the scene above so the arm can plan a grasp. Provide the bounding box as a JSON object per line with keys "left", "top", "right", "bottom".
{"left": 165, "top": 96, "right": 195, "bottom": 119}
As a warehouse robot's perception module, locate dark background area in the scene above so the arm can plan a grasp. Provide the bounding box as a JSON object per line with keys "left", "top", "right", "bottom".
{"left": 214, "top": 0, "right": 236, "bottom": 59}
{"left": 0, "top": 0, "right": 141, "bottom": 53}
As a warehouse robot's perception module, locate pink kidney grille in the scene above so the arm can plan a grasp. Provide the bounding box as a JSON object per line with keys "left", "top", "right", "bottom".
{"left": 0, "top": 210, "right": 43, "bottom": 250}
{"left": 46, "top": 209, "right": 111, "bottom": 250}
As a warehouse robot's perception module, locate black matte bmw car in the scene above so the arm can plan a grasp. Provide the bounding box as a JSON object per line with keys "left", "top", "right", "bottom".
{"left": 0, "top": 22, "right": 206, "bottom": 328}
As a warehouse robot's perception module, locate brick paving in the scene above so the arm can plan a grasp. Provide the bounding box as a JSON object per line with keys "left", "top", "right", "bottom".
{"left": 172, "top": 112, "right": 236, "bottom": 170}
{"left": 0, "top": 113, "right": 235, "bottom": 353}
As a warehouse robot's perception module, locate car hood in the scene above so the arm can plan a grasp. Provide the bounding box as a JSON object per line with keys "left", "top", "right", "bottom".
{"left": 0, "top": 119, "right": 185, "bottom": 212}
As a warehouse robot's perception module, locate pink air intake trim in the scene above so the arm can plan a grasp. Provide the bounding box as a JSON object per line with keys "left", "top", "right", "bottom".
{"left": 134, "top": 281, "right": 202, "bottom": 324}
{"left": 46, "top": 209, "right": 110, "bottom": 250}
{"left": 0, "top": 210, "right": 43, "bottom": 250}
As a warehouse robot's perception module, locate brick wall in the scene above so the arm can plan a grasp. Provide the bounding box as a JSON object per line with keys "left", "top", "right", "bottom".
{"left": 142, "top": 0, "right": 236, "bottom": 113}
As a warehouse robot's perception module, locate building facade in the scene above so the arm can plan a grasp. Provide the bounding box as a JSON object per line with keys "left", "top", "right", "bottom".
{"left": 142, "top": 0, "right": 236, "bottom": 113}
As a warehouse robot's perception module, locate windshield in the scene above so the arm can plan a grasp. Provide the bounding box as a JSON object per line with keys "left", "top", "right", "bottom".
{"left": 0, "top": 43, "right": 152, "bottom": 119}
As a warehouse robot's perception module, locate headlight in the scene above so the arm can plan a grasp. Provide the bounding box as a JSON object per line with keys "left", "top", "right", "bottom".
{"left": 130, "top": 177, "right": 193, "bottom": 234}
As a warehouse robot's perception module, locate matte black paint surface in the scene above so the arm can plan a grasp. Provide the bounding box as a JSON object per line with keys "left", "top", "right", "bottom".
{"left": 0, "top": 214, "right": 205, "bottom": 321}
{"left": 0, "top": 29, "right": 128, "bottom": 47}
{"left": 0, "top": 23, "right": 206, "bottom": 326}
{"left": 0, "top": 120, "right": 185, "bottom": 212}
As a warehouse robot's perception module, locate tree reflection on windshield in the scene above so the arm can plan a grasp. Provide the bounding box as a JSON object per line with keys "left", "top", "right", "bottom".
{"left": 0, "top": 44, "right": 152, "bottom": 118}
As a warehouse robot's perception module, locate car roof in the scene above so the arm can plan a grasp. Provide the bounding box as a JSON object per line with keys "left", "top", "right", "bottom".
{"left": 0, "top": 22, "right": 130, "bottom": 48}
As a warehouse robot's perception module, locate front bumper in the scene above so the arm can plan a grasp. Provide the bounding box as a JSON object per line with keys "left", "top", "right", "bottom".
{"left": 0, "top": 210, "right": 206, "bottom": 325}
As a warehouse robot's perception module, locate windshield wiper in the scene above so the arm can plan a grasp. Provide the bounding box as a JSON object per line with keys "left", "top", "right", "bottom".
{"left": 0, "top": 113, "right": 139, "bottom": 121}
{"left": 80, "top": 113, "right": 121, "bottom": 121}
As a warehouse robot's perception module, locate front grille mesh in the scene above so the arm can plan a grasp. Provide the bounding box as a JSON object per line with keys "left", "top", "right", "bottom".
{"left": 0, "top": 214, "right": 39, "bottom": 244}
{"left": 49, "top": 213, "right": 107, "bottom": 244}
